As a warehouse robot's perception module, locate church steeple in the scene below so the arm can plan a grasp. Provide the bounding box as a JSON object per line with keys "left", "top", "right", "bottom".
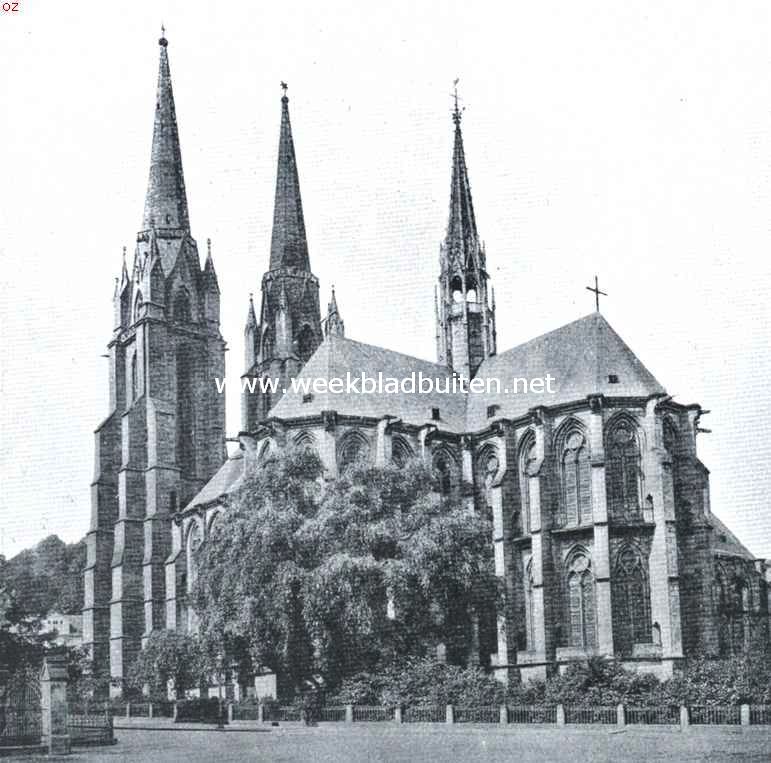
{"left": 324, "top": 286, "right": 345, "bottom": 338}
{"left": 241, "top": 85, "right": 322, "bottom": 431}
{"left": 436, "top": 88, "right": 496, "bottom": 379}
{"left": 142, "top": 31, "right": 189, "bottom": 232}
{"left": 269, "top": 85, "right": 309, "bottom": 271}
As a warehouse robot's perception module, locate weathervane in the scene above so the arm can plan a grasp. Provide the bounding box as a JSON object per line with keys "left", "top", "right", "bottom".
{"left": 585, "top": 275, "right": 608, "bottom": 312}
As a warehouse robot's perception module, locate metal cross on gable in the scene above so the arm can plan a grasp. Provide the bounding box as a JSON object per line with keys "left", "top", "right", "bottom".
{"left": 585, "top": 275, "right": 608, "bottom": 312}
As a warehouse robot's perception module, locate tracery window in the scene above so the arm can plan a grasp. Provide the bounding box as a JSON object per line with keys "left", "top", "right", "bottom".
{"left": 519, "top": 435, "right": 536, "bottom": 533}
{"left": 391, "top": 437, "right": 413, "bottom": 469}
{"left": 559, "top": 429, "right": 592, "bottom": 526}
{"left": 611, "top": 545, "right": 652, "bottom": 654}
{"left": 606, "top": 419, "right": 642, "bottom": 520}
{"left": 173, "top": 289, "right": 192, "bottom": 323}
{"left": 338, "top": 432, "right": 369, "bottom": 473}
{"left": 435, "top": 454, "right": 453, "bottom": 495}
{"left": 566, "top": 551, "right": 596, "bottom": 649}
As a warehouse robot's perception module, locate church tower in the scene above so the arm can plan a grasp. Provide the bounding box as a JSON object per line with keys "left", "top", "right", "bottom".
{"left": 436, "top": 97, "right": 496, "bottom": 380}
{"left": 242, "top": 87, "right": 322, "bottom": 430}
{"left": 83, "top": 32, "right": 226, "bottom": 693}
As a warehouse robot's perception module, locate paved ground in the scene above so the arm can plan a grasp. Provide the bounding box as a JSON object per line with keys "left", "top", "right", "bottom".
{"left": 22, "top": 723, "right": 771, "bottom": 762}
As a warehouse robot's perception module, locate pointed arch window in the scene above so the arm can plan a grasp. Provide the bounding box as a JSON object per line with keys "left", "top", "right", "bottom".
{"left": 433, "top": 449, "right": 458, "bottom": 496}
{"left": 606, "top": 419, "right": 642, "bottom": 520}
{"left": 173, "top": 289, "right": 192, "bottom": 323}
{"left": 566, "top": 551, "right": 596, "bottom": 649}
{"left": 519, "top": 436, "right": 537, "bottom": 534}
{"left": 130, "top": 353, "right": 139, "bottom": 402}
{"left": 391, "top": 437, "right": 413, "bottom": 469}
{"left": 559, "top": 429, "right": 592, "bottom": 526}
{"left": 133, "top": 291, "right": 144, "bottom": 324}
{"left": 296, "top": 324, "right": 315, "bottom": 364}
{"left": 338, "top": 432, "right": 370, "bottom": 473}
{"left": 611, "top": 545, "right": 652, "bottom": 654}
{"left": 524, "top": 559, "right": 536, "bottom": 652}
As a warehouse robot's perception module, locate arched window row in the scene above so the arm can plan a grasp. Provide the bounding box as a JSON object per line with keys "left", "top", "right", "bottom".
{"left": 557, "top": 425, "right": 592, "bottom": 527}
{"left": 391, "top": 436, "right": 414, "bottom": 468}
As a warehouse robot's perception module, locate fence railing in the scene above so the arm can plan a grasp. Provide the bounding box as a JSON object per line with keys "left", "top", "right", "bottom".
{"left": 507, "top": 705, "right": 557, "bottom": 724}
{"left": 403, "top": 705, "right": 445, "bottom": 723}
{"left": 626, "top": 706, "right": 680, "bottom": 725}
{"left": 564, "top": 706, "right": 617, "bottom": 725}
{"left": 68, "top": 712, "right": 114, "bottom": 747}
{"left": 352, "top": 705, "right": 394, "bottom": 722}
{"left": 689, "top": 705, "right": 741, "bottom": 726}
{"left": 0, "top": 705, "right": 42, "bottom": 747}
{"left": 749, "top": 705, "right": 771, "bottom": 725}
{"left": 319, "top": 706, "right": 347, "bottom": 722}
{"left": 187, "top": 700, "right": 771, "bottom": 729}
{"left": 454, "top": 706, "right": 499, "bottom": 724}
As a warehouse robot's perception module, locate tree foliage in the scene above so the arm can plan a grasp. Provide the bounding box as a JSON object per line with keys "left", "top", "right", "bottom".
{"left": 0, "top": 535, "right": 85, "bottom": 618}
{"left": 127, "top": 630, "right": 211, "bottom": 700}
{"left": 192, "top": 447, "right": 496, "bottom": 695}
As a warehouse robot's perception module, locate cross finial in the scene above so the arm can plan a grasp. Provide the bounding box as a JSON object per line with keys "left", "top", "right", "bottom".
{"left": 281, "top": 81, "right": 288, "bottom": 94}
{"left": 585, "top": 275, "right": 608, "bottom": 312}
{"left": 159, "top": 23, "right": 168, "bottom": 47}
{"left": 452, "top": 78, "right": 463, "bottom": 124}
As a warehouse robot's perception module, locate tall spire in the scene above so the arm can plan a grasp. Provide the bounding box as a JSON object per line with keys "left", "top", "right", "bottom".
{"left": 446, "top": 92, "right": 479, "bottom": 266}
{"left": 324, "top": 286, "right": 345, "bottom": 338}
{"left": 142, "top": 30, "right": 189, "bottom": 232}
{"left": 269, "top": 85, "right": 310, "bottom": 271}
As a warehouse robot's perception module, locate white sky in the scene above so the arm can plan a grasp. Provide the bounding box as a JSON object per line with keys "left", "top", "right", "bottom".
{"left": 1, "top": 1, "right": 770, "bottom": 560}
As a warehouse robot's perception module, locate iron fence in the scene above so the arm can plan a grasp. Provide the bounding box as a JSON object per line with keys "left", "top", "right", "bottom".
{"left": 352, "top": 705, "right": 394, "bottom": 722}
{"left": 319, "top": 706, "right": 347, "bottom": 722}
{"left": 264, "top": 705, "right": 302, "bottom": 722}
{"left": 564, "top": 706, "right": 617, "bottom": 724}
{"left": 454, "top": 706, "right": 499, "bottom": 723}
{"left": 749, "top": 705, "right": 771, "bottom": 725}
{"left": 231, "top": 703, "right": 260, "bottom": 721}
{"left": 507, "top": 705, "right": 557, "bottom": 724}
{"left": 403, "top": 705, "right": 445, "bottom": 723}
{"left": 689, "top": 705, "right": 741, "bottom": 726}
{"left": 68, "top": 712, "right": 114, "bottom": 746}
{"left": 625, "top": 706, "right": 679, "bottom": 725}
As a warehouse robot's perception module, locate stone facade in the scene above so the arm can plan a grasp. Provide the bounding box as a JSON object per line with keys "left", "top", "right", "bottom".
{"left": 86, "top": 33, "right": 769, "bottom": 693}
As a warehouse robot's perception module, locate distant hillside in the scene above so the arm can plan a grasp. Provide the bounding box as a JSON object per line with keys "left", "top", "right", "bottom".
{"left": 0, "top": 534, "right": 86, "bottom": 617}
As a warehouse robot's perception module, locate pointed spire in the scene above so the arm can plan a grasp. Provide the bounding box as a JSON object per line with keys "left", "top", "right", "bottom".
{"left": 142, "top": 30, "right": 189, "bottom": 232}
{"left": 269, "top": 84, "right": 310, "bottom": 271}
{"left": 324, "top": 286, "right": 345, "bottom": 338}
{"left": 446, "top": 84, "right": 479, "bottom": 264}
{"left": 245, "top": 292, "right": 257, "bottom": 329}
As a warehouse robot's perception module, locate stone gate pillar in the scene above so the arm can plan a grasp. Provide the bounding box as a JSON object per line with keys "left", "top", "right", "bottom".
{"left": 41, "top": 653, "right": 71, "bottom": 755}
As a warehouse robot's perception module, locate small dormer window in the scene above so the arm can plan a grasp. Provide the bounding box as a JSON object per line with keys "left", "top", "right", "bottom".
{"left": 431, "top": 407, "right": 441, "bottom": 421}
{"left": 487, "top": 404, "right": 500, "bottom": 419}
{"left": 302, "top": 393, "right": 313, "bottom": 404}
{"left": 608, "top": 374, "right": 619, "bottom": 384}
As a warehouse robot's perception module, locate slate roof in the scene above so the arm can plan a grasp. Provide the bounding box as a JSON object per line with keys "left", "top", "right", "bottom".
{"left": 269, "top": 334, "right": 467, "bottom": 432}
{"left": 466, "top": 312, "right": 666, "bottom": 429}
{"left": 710, "top": 512, "right": 756, "bottom": 561}
{"left": 184, "top": 449, "right": 244, "bottom": 511}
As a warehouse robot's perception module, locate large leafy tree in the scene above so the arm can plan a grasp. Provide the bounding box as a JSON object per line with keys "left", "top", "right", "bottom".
{"left": 127, "top": 630, "right": 211, "bottom": 700}
{"left": 192, "top": 446, "right": 496, "bottom": 695}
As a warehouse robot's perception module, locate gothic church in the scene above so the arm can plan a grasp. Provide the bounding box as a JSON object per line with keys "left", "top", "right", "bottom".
{"left": 83, "top": 34, "right": 770, "bottom": 694}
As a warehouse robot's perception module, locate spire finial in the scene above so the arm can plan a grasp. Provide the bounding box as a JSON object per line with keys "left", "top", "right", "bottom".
{"left": 159, "top": 23, "right": 168, "bottom": 47}
{"left": 122, "top": 246, "right": 127, "bottom": 261}
{"left": 452, "top": 77, "right": 463, "bottom": 125}
{"left": 280, "top": 80, "right": 288, "bottom": 103}
{"left": 206, "top": 237, "right": 212, "bottom": 257}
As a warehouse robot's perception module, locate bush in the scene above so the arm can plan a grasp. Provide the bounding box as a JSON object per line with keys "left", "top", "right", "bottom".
{"left": 329, "top": 657, "right": 505, "bottom": 709}
{"left": 174, "top": 697, "right": 227, "bottom": 724}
